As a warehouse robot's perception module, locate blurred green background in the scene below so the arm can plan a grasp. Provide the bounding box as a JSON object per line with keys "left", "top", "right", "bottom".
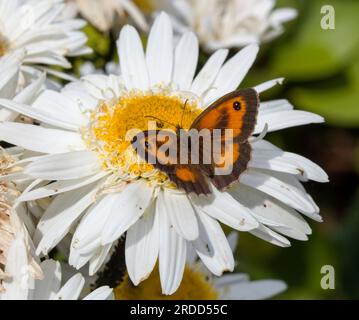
{"left": 71, "top": 0, "right": 359, "bottom": 299}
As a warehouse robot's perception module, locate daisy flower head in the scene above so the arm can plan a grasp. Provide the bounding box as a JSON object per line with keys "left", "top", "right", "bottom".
{"left": 0, "top": 147, "right": 43, "bottom": 299}
{"left": 0, "top": 12, "right": 328, "bottom": 295}
{"left": 0, "top": 0, "right": 91, "bottom": 89}
{"left": 163, "top": 0, "right": 298, "bottom": 51}
{"left": 63, "top": 0, "right": 148, "bottom": 32}
{"left": 115, "top": 233, "right": 287, "bottom": 300}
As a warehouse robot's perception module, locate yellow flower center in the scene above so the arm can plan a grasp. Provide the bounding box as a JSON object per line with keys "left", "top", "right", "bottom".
{"left": 84, "top": 92, "right": 201, "bottom": 186}
{"left": 114, "top": 264, "right": 219, "bottom": 300}
{"left": 0, "top": 33, "right": 10, "bottom": 57}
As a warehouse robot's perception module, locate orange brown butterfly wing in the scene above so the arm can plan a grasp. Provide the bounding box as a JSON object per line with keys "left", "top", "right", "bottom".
{"left": 191, "top": 88, "right": 259, "bottom": 142}
{"left": 131, "top": 89, "right": 259, "bottom": 195}
{"left": 191, "top": 88, "right": 259, "bottom": 190}
{"left": 131, "top": 130, "right": 211, "bottom": 195}
{"left": 167, "top": 165, "right": 211, "bottom": 195}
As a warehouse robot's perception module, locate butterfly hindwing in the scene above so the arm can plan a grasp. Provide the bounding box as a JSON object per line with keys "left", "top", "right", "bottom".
{"left": 131, "top": 130, "right": 211, "bottom": 195}
{"left": 168, "top": 165, "right": 211, "bottom": 195}
{"left": 207, "top": 141, "right": 252, "bottom": 190}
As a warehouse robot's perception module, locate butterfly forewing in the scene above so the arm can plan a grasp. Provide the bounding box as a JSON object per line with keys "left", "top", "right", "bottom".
{"left": 190, "top": 88, "right": 259, "bottom": 142}
{"left": 191, "top": 88, "right": 259, "bottom": 191}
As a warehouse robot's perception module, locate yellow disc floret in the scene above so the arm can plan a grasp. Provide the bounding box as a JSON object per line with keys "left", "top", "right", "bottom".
{"left": 114, "top": 264, "right": 219, "bottom": 300}
{"left": 83, "top": 92, "right": 202, "bottom": 186}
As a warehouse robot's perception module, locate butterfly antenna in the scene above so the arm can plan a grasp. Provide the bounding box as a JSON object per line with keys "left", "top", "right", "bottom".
{"left": 145, "top": 116, "right": 177, "bottom": 128}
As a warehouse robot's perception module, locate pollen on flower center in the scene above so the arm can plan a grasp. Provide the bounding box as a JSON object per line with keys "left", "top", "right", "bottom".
{"left": 83, "top": 92, "right": 202, "bottom": 185}
{"left": 114, "top": 264, "right": 219, "bottom": 300}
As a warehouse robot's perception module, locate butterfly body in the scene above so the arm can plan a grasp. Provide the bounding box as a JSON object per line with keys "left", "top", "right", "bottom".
{"left": 131, "top": 88, "right": 259, "bottom": 195}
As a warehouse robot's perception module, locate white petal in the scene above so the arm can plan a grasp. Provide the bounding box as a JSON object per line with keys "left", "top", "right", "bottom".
{"left": 227, "top": 232, "right": 238, "bottom": 252}
{"left": 173, "top": 32, "right": 198, "bottom": 90}
{"left": 190, "top": 185, "right": 259, "bottom": 231}
{"left": 204, "top": 45, "right": 259, "bottom": 105}
{"left": 68, "top": 249, "right": 93, "bottom": 271}
{"left": 214, "top": 273, "right": 249, "bottom": 287}
{"left": 254, "top": 78, "right": 284, "bottom": 93}
{"left": 120, "top": 0, "right": 148, "bottom": 31}
{"left": 251, "top": 140, "right": 328, "bottom": 183}
{"left": 35, "top": 183, "right": 99, "bottom": 255}
{"left": 270, "top": 8, "right": 298, "bottom": 24}
{"left": 255, "top": 110, "right": 324, "bottom": 134}
{"left": 83, "top": 286, "right": 114, "bottom": 300}
{"left": 158, "top": 199, "right": 186, "bottom": 295}
{"left": 250, "top": 148, "right": 305, "bottom": 176}
{"left": 218, "top": 278, "right": 287, "bottom": 300}
{"left": 33, "top": 260, "right": 61, "bottom": 300}
{"left": 71, "top": 195, "right": 118, "bottom": 253}
{"left": 62, "top": 81, "right": 98, "bottom": 110}
{"left": 191, "top": 49, "right": 228, "bottom": 99}
{"left": 117, "top": 25, "right": 149, "bottom": 91}
{"left": 193, "top": 210, "right": 234, "bottom": 276}
{"left": 24, "top": 151, "right": 101, "bottom": 180}
{"left": 240, "top": 169, "right": 318, "bottom": 217}
{"left": 146, "top": 12, "right": 173, "bottom": 86}
{"left": 79, "top": 75, "right": 108, "bottom": 99}
{"left": 0, "top": 50, "right": 23, "bottom": 100}
{"left": 52, "top": 274, "right": 84, "bottom": 300}
{"left": 259, "top": 99, "right": 293, "bottom": 113}
{"left": 230, "top": 184, "right": 311, "bottom": 241}
{"left": 14, "top": 72, "right": 45, "bottom": 104}
{"left": 101, "top": 181, "right": 153, "bottom": 244}
{"left": 29, "top": 90, "right": 87, "bottom": 130}
{"left": 125, "top": 202, "right": 159, "bottom": 285}
{"left": 0, "top": 122, "right": 85, "bottom": 154}
{"left": 160, "top": 189, "right": 198, "bottom": 241}
{"left": 1, "top": 234, "right": 30, "bottom": 300}
{"left": 271, "top": 170, "right": 321, "bottom": 217}
{"left": 89, "top": 244, "right": 112, "bottom": 275}
{"left": 18, "top": 172, "right": 108, "bottom": 202}
{"left": 250, "top": 224, "right": 291, "bottom": 247}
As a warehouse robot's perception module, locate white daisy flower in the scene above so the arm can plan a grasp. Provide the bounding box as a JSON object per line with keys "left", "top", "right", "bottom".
{"left": 63, "top": 0, "right": 148, "bottom": 32}
{"left": 162, "top": 0, "right": 298, "bottom": 51}
{"left": 0, "top": 13, "right": 327, "bottom": 295}
{"left": 0, "top": 0, "right": 91, "bottom": 88}
{"left": 0, "top": 147, "right": 43, "bottom": 298}
{"left": 1, "top": 258, "right": 113, "bottom": 300}
{"left": 114, "top": 233, "right": 287, "bottom": 300}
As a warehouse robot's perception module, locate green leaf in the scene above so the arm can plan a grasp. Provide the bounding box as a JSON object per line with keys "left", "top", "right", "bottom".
{"left": 268, "top": 0, "right": 359, "bottom": 81}
{"left": 84, "top": 25, "right": 111, "bottom": 57}
{"left": 290, "top": 59, "right": 359, "bottom": 127}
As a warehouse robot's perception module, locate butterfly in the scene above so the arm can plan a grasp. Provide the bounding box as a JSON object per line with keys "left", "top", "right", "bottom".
{"left": 131, "top": 88, "right": 260, "bottom": 195}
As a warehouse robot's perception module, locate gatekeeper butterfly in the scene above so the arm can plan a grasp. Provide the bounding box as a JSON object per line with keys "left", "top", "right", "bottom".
{"left": 131, "top": 88, "right": 259, "bottom": 195}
